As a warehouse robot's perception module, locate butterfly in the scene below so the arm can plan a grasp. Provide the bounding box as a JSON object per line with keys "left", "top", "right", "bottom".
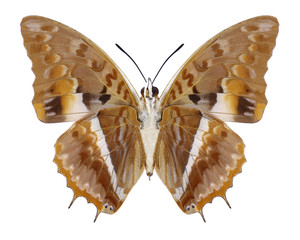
{"left": 21, "top": 15, "right": 278, "bottom": 221}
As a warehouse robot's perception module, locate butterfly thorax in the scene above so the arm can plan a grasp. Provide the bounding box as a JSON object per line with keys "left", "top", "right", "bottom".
{"left": 139, "top": 79, "right": 161, "bottom": 176}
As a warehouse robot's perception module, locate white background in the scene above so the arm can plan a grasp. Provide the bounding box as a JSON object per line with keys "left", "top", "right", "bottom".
{"left": 1, "top": 0, "right": 299, "bottom": 239}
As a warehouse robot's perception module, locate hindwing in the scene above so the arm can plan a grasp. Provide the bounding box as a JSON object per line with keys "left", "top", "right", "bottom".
{"left": 54, "top": 106, "right": 145, "bottom": 215}
{"left": 154, "top": 106, "right": 245, "bottom": 216}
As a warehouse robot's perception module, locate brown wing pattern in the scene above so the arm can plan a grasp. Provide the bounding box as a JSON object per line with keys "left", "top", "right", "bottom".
{"left": 154, "top": 106, "right": 245, "bottom": 217}
{"left": 54, "top": 106, "right": 145, "bottom": 216}
{"left": 21, "top": 16, "right": 138, "bottom": 123}
{"left": 155, "top": 16, "right": 278, "bottom": 218}
{"left": 21, "top": 16, "right": 145, "bottom": 218}
{"left": 160, "top": 16, "right": 278, "bottom": 123}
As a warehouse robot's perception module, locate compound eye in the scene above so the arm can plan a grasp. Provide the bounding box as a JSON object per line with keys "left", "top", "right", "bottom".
{"left": 140, "top": 87, "right": 145, "bottom": 97}
{"left": 152, "top": 86, "right": 159, "bottom": 97}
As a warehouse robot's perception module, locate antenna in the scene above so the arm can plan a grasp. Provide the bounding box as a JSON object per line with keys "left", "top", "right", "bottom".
{"left": 115, "top": 44, "right": 147, "bottom": 83}
{"left": 152, "top": 43, "right": 184, "bottom": 84}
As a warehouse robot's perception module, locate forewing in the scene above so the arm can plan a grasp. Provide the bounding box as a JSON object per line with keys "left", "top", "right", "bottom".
{"left": 21, "top": 16, "right": 139, "bottom": 123}
{"left": 160, "top": 16, "right": 278, "bottom": 123}
{"left": 154, "top": 106, "right": 245, "bottom": 215}
{"left": 54, "top": 106, "right": 145, "bottom": 214}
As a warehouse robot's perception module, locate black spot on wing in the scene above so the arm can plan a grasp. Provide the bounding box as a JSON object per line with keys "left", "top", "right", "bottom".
{"left": 99, "top": 94, "right": 111, "bottom": 104}
{"left": 100, "top": 86, "right": 107, "bottom": 94}
{"left": 192, "top": 86, "right": 199, "bottom": 94}
{"left": 188, "top": 94, "right": 200, "bottom": 104}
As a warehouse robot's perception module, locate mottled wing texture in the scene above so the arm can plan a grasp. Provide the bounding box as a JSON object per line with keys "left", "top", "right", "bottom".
{"left": 21, "top": 16, "right": 139, "bottom": 123}
{"left": 155, "top": 16, "right": 278, "bottom": 216}
{"left": 160, "top": 16, "right": 278, "bottom": 123}
{"left": 154, "top": 106, "right": 245, "bottom": 215}
{"left": 54, "top": 106, "right": 145, "bottom": 214}
{"left": 21, "top": 16, "right": 145, "bottom": 216}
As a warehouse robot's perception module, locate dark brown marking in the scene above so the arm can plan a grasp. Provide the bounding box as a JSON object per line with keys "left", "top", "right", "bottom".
{"left": 193, "top": 60, "right": 208, "bottom": 72}
{"left": 82, "top": 140, "right": 90, "bottom": 147}
{"left": 192, "top": 86, "right": 199, "bottom": 94}
{"left": 72, "top": 131, "right": 79, "bottom": 138}
{"left": 243, "top": 25, "right": 259, "bottom": 32}
{"left": 238, "top": 97, "right": 255, "bottom": 116}
{"left": 82, "top": 93, "right": 111, "bottom": 108}
{"left": 80, "top": 151, "right": 90, "bottom": 164}
{"left": 82, "top": 93, "right": 95, "bottom": 109}
{"left": 175, "top": 81, "right": 183, "bottom": 94}
{"left": 117, "top": 81, "right": 125, "bottom": 94}
{"left": 76, "top": 85, "right": 83, "bottom": 93}
{"left": 217, "top": 85, "right": 224, "bottom": 93}
{"left": 106, "top": 69, "right": 118, "bottom": 87}
{"left": 208, "top": 151, "right": 219, "bottom": 165}
{"left": 96, "top": 164, "right": 111, "bottom": 191}
{"left": 118, "top": 106, "right": 127, "bottom": 117}
{"left": 91, "top": 160, "right": 103, "bottom": 173}
{"left": 99, "top": 94, "right": 111, "bottom": 104}
{"left": 170, "top": 89, "right": 176, "bottom": 100}
{"left": 189, "top": 93, "right": 217, "bottom": 109}
{"left": 211, "top": 43, "right": 224, "bottom": 57}
{"left": 76, "top": 43, "right": 88, "bottom": 57}
{"left": 208, "top": 138, "right": 218, "bottom": 147}
{"left": 40, "top": 25, "right": 57, "bottom": 32}
{"left": 100, "top": 86, "right": 107, "bottom": 94}
{"left": 188, "top": 165, "right": 203, "bottom": 190}
{"left": 182, "top": 69, "right": 194, "bottom": 87}
{"left": 204, "top": 93, "right": 217, "bottom": 109}
{"left": 123, "top": 89, "right": 129, "bottom": 100}
{"left": 188, "top": 94, "right": 200, "bottom": 104}
{"left": 140, "top": 87, "right": 145, "bottom": 97}
{"left": 91, "top": 60, "right": 106, "bottom": 72}
{"left": 221, "top": 131, "right": 227, "bottom": 138}
{"left": 197, "top": 160, "right": 209, "bottom": 175}
{"left": 44, "top": 97, "right": 62, "bottom": 116}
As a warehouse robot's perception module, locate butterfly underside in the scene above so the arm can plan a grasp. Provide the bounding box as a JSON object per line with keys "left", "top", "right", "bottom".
{"left": 21, "top": 15, "right": 278, "bottom": 220}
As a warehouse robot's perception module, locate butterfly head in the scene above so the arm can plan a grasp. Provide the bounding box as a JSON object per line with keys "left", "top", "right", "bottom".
{"left": 140, "top": 78, "right": 159, "bottom": 99}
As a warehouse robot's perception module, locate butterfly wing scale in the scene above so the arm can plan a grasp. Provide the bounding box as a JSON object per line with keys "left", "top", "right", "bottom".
{"left": 155, "top": 16, "right": 278, "bottom": 216}
{"left": 21, "top": 16, "right": 139, "bottom": 123}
